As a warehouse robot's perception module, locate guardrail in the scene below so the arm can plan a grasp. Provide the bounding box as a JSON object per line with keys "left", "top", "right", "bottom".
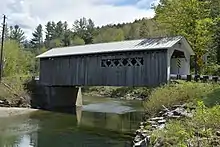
{"left": 170, "top": 74, "right": 219, "bottom": 82}
{"left": 34, "top": 75, "right": 220, "bottom": 84}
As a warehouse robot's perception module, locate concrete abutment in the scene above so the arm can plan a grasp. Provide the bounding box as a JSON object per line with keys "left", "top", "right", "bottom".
{"left": 28, "top": 79, "right": 83, "bottom": 113}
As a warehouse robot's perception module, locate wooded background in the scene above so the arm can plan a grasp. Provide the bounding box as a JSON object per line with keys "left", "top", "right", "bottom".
{"left": 1, "top": 0, "right": 220, "bottom": 77}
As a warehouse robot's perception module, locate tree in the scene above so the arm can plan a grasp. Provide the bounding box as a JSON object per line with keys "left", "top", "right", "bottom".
{"left": 140, "top": 21, "right": 150, "bottom": 38}
{"left": 3, "top": 40, "right": 35, "bottom": 76}
{"left": 73, "top": 17, "right": 95, "bottom": 44}
{"left": 128, "top": 23, "right": 141, "bottom": 40}
{"left": 210, "top": 0, "right": 220, "bottom": 64}
{"left": 45, "top": 22, "right": 54, "bottom": 48}
{"left": 55, "top": 21, "right": 64, "bottom": 38}
{"left": 30, "top": 24, "right": 43, "bottom": 49}
{"left": 155, "top": 0, "right": 213, "bottom": 72}
{"left": 72, "top": 36, "right": 85, "bottom": 45}
{"left": 93, "top": 28, "right": 124, "bottom": 43}
{"left": 122, "top": 25, "right": 131, "bottom": 40}
{"left": 9, "top": 25, "right": 25, "bottom": 43}
{"left": 62, "top": 21, "right": 72, "bottom": 46}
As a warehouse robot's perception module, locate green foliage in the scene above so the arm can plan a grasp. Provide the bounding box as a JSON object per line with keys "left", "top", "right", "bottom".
{"left": 84, "top": 86, "right": 151, "bottom": 99}
{"left": 9, "top": 25, "right": 25, "bottom": 43}
{"left": 155, "top": 0, "right": 214, "bottom": 69}
{"left": 144, "top": 82, "right": 220, "bottom": 115}
{"left": 0, "top": 76, "right": 30, "bottom": 101}
{"left": 30, "top": 24, "right": 43, "bottom": 49}
{"left": 150, "top": 102, "right": 220, "bottom": 146}
{"left": 93, "top": 28, "right": 125, "bottom": 43}
{"left": 73, "top": 17, "right": 95, "bottom": 44}
{"left": 72, "top": 36, "right": 85, "bottom": 45}
{"left": 3, "top": 40, "right": 35, "bottom": 76}
{"left": 202, "top": 63, "right": 220, "bottom": 76}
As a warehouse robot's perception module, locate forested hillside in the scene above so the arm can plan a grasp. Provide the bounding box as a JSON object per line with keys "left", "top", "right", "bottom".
{"left": 1, "top": 0, "right": 220, "bottom": 77}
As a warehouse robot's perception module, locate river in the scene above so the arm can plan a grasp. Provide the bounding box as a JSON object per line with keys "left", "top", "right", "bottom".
{"left": 0, "top": 96, "right": 144, "bottom": 147}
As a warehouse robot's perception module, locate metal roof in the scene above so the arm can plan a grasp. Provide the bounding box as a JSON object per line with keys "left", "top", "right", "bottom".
{"left": 37, "top": 36, "right": 194, "bottom": 58}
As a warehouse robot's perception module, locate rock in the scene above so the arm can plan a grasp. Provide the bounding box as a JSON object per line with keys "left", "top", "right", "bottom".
{"left": 158, "top": 119, "right": 166, "bottom": 124}
{"left": 150, "top": 117, "right": 164, "bottom": 121}
{"left": 173, "top": 107, "right": 186, "bottom": 115}
{"left": 0, "top": 100, "right": 4, "bottom": 104}
{"left": 134, "top": 135, "right": 142, "bottom": 142}
{"left": 136, "top": 129, "right": 142, "bottom": 135}
{"left": 152, "top": 125, "right": 158, "bottom": 128}
{"left": 133, "top": 138, "right": 148, "bottom": 147}
{"left": 216, "top": 131, "right": 220, "bottom": 136}
{"left": 147, "top": 120, "right": 157, "bottom": 125}
{"left": 140, "top": 125, "right": 144, "bottom": 129}
{"left": 172, "top": 104, "right": 183, "bottom": 109}
{"left": 170, "top": 115, "right": 181, "bottom": 119}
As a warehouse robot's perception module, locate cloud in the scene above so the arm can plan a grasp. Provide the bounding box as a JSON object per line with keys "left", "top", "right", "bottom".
{"left": 136, "top": 0, "right": 160, "bottom": 9}
{"left": 0, "top": 0, "right": 156, "bottom": 39}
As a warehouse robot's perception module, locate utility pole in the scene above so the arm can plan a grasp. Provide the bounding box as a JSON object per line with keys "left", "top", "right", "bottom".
{"left": 0, "top": 14, "right": 6, "bottom": 83}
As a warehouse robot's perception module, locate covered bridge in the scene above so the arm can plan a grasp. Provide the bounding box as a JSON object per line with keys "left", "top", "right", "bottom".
{"left": 37, "top": 36, "right": 194, "bottom": 87}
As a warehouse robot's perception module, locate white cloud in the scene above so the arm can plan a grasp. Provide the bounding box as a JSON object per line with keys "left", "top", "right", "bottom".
{"left": 0, "top": 0, "right": 156, "bottom": 39}
{"left": 136, "top": 0, "right": 160, "bottom": 9}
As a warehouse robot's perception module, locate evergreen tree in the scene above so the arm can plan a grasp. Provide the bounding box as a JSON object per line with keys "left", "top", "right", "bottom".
{"left": 62, "top": 21, "right": 72, "bottom": 46}
{"left": 73, "top": 17, "right": 95, "bottom": 44}
{"left": 9, "top": 25, "right": 25, "bottom": 43}
{"left": 30, "top": 24, "right": 43, "bottom": 49}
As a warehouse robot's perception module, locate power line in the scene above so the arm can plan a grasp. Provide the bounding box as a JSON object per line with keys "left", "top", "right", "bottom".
{"left": 0, "top": 14, "right": 6, "bottom": 83}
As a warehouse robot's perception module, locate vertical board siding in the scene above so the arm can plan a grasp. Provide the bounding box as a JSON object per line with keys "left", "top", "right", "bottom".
{"left": 39, "top": 50, "right": 168, "bottom": 87}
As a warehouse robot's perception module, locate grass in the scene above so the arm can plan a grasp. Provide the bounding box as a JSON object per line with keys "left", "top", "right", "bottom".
{"left": 150, "top": 103, "right": 220, "bottom": 146}
{"left": 143, "top": 81, "right": 220, "bottom": 146}
{"left": 144, "top": 81, "right": 220, "bottom": 116}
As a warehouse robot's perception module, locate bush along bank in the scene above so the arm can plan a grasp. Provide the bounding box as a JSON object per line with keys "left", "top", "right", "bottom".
{"left": 0, "top": 76, "right": 31, "bottom": 108}
{"left": 132, "top": 82, "right": 220, "bottom": 147}
{"left": 83, "top": 86, "right": 152, "bottom": 100}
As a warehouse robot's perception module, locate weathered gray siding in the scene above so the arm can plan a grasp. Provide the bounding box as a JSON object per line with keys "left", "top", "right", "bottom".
{"left": 40, "top": 50, "right": 168, "bottom": 87}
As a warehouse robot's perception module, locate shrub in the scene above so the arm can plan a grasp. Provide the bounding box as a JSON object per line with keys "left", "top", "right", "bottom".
{"left": 144, "top": 82, "right": 220, "bottom": 116}
{"left": 150, "top": 102, "right": 220, "bottom": 146}
{"left": 0, "top": 75, "right": 31, "bottom": 101}
{"left": 84, "top": 86, "right": 152, "bottom": 99}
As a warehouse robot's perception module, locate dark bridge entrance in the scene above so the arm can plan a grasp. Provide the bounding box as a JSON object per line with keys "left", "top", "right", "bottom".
{"left": 36, "top": 36, "right": 194, "bottom": 110}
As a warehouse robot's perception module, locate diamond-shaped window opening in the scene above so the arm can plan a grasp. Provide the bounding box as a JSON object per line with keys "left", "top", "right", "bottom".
{"left": 122, "top": 59, "right": 128, "bottom": 66}
{"left": 131, "top": 58, "right": 137, "bottom": 65}
{"left": 113, "top": 59, "right": 120, "bottom": 66}
{"left": 101, "top": 57, "right": 144, "bottom": 67}
{"left": 106, "top": 59, "right": 111, "bottom": 66}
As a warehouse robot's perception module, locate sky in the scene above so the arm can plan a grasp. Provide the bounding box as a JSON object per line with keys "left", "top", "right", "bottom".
{"left": 0, "top": 0, "right": 159, "bottom": 39}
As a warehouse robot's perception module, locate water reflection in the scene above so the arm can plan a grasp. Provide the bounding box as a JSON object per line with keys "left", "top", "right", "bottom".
{"left": 0, "top": 97, "right": 144, "bottom": 147}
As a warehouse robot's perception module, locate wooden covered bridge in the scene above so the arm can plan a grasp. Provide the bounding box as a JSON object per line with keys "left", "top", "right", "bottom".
{"left": 35, "top": 36, "right": 194, "bottom": 110}
{"left": 37, "top": 36, "right": 194, "bottom": 87}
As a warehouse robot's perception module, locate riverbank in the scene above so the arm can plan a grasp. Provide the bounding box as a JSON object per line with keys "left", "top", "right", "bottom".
{"left": 0, "top": 107, "right": 37, "bottom": 117}
{"left": 83, "top": 86, "right": 152, "bottom": 100}
{"left": 133, "top": 81, "right": 220, "bottom": 146}
{"left": 0, "top": 76, "right": 31, "bottom": 108}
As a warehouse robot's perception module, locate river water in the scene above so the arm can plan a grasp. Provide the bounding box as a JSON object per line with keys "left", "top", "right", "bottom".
{"left": 0, "top": 96, "right": 144, "bottom": 147}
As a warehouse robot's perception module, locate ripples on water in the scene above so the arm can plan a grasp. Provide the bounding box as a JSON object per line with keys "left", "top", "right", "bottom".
{"left": 0, "top": 96, "right": 144, "bottom": 147}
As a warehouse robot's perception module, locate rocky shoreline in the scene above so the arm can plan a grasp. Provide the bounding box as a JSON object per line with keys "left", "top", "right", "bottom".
{"left": 132, "top": 104, "right": 196, "bottom": 147}
{"left": 0, "top": 95, "right": 31, "bottom": 108}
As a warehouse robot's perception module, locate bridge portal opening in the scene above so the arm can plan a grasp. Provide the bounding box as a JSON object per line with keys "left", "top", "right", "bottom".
{"left": 170, "top": 50, "right": 190, "bottom": 75}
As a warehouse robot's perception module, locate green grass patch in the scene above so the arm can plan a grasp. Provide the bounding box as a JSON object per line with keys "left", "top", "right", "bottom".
{"left": 150, "top": 102, "right": 220, "bottom": 146}
{"left": 144, "top": 81, "right": 220, "bottom": 116}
